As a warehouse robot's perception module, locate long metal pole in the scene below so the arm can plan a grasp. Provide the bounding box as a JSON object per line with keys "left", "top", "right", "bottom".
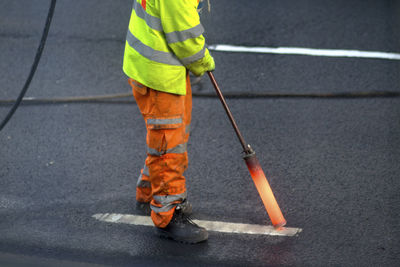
{"left": 207, "top": 71, "right": 287, "bottom": 228}
{"left": 207, "top": 72, "right": 251, "bottom": 154}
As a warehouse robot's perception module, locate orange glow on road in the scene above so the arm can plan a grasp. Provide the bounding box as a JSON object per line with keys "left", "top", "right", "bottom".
{"left": 245, "top": 154, "right": 286, "bottom": 228}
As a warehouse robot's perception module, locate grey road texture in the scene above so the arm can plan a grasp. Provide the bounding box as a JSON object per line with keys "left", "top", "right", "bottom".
{"left": 1, "top": 0, "right": 399, "bottom": 266}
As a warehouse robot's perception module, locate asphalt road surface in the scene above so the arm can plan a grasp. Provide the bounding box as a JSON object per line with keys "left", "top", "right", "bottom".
{"left": 1, "top": 0, "right": 399, "bottom": 266}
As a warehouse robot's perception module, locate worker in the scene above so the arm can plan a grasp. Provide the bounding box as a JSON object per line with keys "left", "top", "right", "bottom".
{"left": 123, "top": 0, "right": 215, "bottom": 243}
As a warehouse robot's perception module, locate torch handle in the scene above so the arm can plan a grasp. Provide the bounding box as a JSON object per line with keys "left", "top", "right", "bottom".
{"left": 207, "top": 72, "right": 250, "bottom": 154}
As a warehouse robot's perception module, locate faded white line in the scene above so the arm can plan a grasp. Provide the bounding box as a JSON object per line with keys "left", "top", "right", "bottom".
{"left": 92, "top": 213, "right": 302, "bottom": 237}
{"left": 208, "top": 44, "right": 400, "bottom": 61}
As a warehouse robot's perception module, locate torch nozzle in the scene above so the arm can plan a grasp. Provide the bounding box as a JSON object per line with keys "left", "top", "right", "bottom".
{"left": 243, "top": 152, "right": 287, "bottom": 228}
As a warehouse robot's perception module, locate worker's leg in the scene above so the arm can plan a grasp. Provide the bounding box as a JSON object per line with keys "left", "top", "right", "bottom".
{"left": 130, "top": 75, "right": 207, "bottom": 243}
{"left": 130, "top": 76, "right": 190, "bottom": 227}
{"left": 149, "top": 74, "right": 192, "bottom": 227}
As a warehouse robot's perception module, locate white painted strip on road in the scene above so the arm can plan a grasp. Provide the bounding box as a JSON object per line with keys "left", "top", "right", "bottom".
{"left": 208, "top": 44, "right": 400, "bottom": 61}
{"left": 92, "top": 213, "right": 302, "bottom": 237}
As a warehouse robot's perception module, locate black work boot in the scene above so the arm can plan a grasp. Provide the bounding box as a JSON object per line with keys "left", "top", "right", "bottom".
{"left": 155, "top": 205, "right": 208, "bottom": 244}
{"left": 136, "top": 199, "right": 192, "bottom": 216}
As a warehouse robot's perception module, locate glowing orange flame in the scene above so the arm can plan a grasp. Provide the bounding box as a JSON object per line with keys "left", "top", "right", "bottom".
{"left": 245, "top": 154, "right": 286, "bottom": 228}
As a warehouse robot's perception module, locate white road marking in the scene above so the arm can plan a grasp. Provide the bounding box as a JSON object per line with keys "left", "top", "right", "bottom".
{"left": 208, "top": 44, "right": 400, "bottom": 61}
{"left": 92, "top": 213, "right": 302, "bottom": 237}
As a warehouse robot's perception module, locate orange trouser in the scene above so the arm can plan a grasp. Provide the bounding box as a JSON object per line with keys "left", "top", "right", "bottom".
{"left": 129, "top": 74, "right": 192, "bottom": 228}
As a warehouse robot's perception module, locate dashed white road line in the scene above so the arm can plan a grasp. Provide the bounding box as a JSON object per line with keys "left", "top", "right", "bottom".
{"left": 92, "top": 213, "right": 302, "bottom": 237}
{"left": 208, "top": 44, "right": 400, "bottom": 61}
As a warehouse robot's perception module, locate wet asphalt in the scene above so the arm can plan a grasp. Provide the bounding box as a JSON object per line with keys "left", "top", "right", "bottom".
{"left": 0, "top": 0, "right": 399, "bottom": 266}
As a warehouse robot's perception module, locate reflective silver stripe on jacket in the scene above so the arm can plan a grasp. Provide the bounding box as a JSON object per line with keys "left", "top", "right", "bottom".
{"left": 180, "top": 46, "right": 206, "bottom": 66}
{"left": 137, "top": 173, "right": 151, "bottom": 188}
{"left": 151, "top": 191, "right": 187, "bottom": 213}
{"left": 147, "top": 143, "right": 187, "bottom": 156}
{"left": 165, "top": 24, "right": 204, "bottom": 44}
{"left": 147, "top": 118, "right": 183, "bottom": 126}
{"left": 126, "top": 30, "right": 183, "bottom": 66}
{"left": 132, "top": 0, "right": 163, "bottom": 31}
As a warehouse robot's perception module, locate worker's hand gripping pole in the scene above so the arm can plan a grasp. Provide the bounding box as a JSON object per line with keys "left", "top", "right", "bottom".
{"left": 207, "top": 72, "right": 287, "bottom": 228}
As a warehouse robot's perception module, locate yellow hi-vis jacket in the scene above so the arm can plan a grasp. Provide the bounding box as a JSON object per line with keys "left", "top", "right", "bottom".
{"left": 123, "top": 0, "right": 209, "bottom": 95}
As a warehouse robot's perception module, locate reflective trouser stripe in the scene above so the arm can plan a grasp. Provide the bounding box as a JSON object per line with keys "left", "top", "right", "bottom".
{"left": 142, "top": 164, "right": 149, "bottom": 177}
{"left": 153, "top": 192, "right": 187, "bottom": 206}
{"left": 151, "top": 204, "right": 174, "bottom": 213}
{"left": 126, "top": 30, "right": 183, "bottom": 66}
{"left": 147, "top": 118, "right": 183, "bottom": 126}
{"left": 165, "top": 24, "right": 204, "bottom": 44}
{"left": 180, "top": 45, "right": 207, "bottom": 66}
{"left": 147, "top": 143, "right": 187, "bottom": 156}
{"left": 137, "top": 163, "right": 151, "bottom": 188}
{"left": 137, "top": 174, "right": 151, "bottom": 188}
{"left": 151, "top": 191, "right": 187, "bottom": 213}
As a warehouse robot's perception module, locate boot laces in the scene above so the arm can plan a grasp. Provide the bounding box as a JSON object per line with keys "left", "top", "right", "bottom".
{"left": 174, "top": 206, "right": 196, "bottom": 225}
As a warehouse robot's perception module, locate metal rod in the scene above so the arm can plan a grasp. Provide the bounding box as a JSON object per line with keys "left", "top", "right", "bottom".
{"left": 207, "top": 72, "right": 250, "bottom": 154}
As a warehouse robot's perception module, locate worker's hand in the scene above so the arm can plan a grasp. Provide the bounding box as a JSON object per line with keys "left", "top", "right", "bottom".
{"left": 186, "top": 49, "right": 215, "bottom": 77}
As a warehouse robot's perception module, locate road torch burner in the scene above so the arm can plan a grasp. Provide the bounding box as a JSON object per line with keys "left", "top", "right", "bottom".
{"left": 244, "top": 148, "right": 286, "bottom": 228}
{"left": 207, "top": 72, "right": 286, "bottom": 229}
